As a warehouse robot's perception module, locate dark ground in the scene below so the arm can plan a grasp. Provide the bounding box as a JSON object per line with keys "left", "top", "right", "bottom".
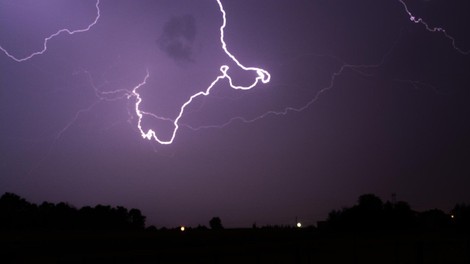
{"left": 1, "top": 228, "right": 469, "bottom": 263}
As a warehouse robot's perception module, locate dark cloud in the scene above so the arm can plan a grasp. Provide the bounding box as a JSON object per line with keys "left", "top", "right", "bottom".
{"left": 157, "top": 14, "right": 197, "bottom": 62}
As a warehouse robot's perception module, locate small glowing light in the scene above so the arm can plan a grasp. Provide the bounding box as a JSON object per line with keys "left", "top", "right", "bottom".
{"left": 296, "top": 222, "right": 302, "bottom": 228}
{"left": 180, "top": 226, "right": 185, "bottom": 231}
{"left": 451, "top": 214, "right": 455, "bottom": 219}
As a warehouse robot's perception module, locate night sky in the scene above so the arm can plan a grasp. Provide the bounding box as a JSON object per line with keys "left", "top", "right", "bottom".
{"left": 1, "top": 0, "right": 469, "bottom": 228}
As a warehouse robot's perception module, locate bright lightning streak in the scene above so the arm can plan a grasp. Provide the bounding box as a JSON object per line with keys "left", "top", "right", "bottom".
{"left": 397, "top": 0, "right": 469, "bottom": 55}
{"left": 0, "top": 0, "right": 101, "bottom": 62}
{"left": 0, "top": 0, "right": 269, "bottom": 145}
{"left": 6, "top": 1, "right": 442, "bottom": 146}
{"left": 184, "top": 37, "right": 400, "bottom": 131}
{"left": 184, "top": 0, "right": 470, "bottom": 131}
{"left": 129, "top": 0, "right": 271, "bottom": 145}
{"left": 184, "top": 60, "right": 381, "bottom": 130}
{"left": 1, "top": 0, "right": 457, "bottom": 172}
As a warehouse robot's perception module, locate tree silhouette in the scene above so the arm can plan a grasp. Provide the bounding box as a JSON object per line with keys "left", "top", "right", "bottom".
{"left": 0, "top": 192, "right": 146, "bottom": 231}
{"left": 327, "top": 193, "right": 417, "bottom": 231}
{"left": 209, "top": 217, "right": 223, "bottom": 230}
{"left": 384, "top": 201, "right": 415, "bottom": 229}
{"left": 451, "top": 203, "right": 470, "bottom": 230}
{"left": 418, "top": 209, "right": 450, "bottom": 230}
{"left": 358, "top": 194, "right": 383, "bottom": 212}
{"left": 0, "top": 192, "right": 37, "bottom": 229}
{"left": 356, "top": 194, "right": 384, "bottom": 229}
{"left": 129, "top": 208, "right": 146, "bottom": 229}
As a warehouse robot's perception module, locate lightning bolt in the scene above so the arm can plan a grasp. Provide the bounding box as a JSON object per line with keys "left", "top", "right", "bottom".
{"left": 397, "top": 0, "right": 469, "bottom": 55}
{"left": 2, "top": 0, "right": 460, "bottom": 148}
{"left": 185, "top": 59, "right": 385, "bottom": 130}
{"left": 181, "top": 0, "right": 470, "bottom": 131}
{"left": 0, "top": 0, "right": 270, "bottom": 146}
{"left": 128, "top": 0, "right": 271, "bottom": 145}
{"left": 183, "top": 35, "right": 401, "bottom": 131}
{"left": 0, "top": 0, "right": 104, "bottom": 173}
{"left": 0, "top": 0, "right": 101, "bottom": 62}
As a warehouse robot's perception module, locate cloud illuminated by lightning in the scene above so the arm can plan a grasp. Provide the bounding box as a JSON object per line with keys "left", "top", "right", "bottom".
{"left": 182, "top": 1, "right": 470, "bottom": 131}
{"left": 128, "top": 0, "right": 271, "bottom": 145}
{"left": 2, "top": 0, "right": 462, "bottom": 148}
{"left": 0, "top": 0, "right": 269, "bottom": 145}
{"left": 0, "top": 0, "right": 101, "bottom": 62}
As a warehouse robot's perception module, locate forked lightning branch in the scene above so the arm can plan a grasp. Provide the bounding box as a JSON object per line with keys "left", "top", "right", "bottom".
{"left": 0, "top": 0, "right": 270, "bottom": 145}
{"left": 129, "top": 0, "right": 270, "bottom": 144}
{"left": 1, "top": 0, "right": 466, "bottom": 145}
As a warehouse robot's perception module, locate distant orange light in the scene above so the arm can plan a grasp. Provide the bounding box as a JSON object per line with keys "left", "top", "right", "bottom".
{"left": 451, "top": 214, "right": 455, "bottom": 219}
{"left": 180, "top": 226, "right": 185, "bottom": 231}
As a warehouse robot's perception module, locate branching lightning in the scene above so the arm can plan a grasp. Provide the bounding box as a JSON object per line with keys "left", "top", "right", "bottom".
{"left": 397, "top": 0, "right": 469, "bottom": 55}
{"left": 0, "top": 0, "right": 269, "bottom": 145}
{"left": 183, "top": 36, "right": 400, "bottom": 131}
{"left": 2, "top": 0, "right": 466, "bottom": 148}
{"left": 0, "top": 0, "right": 101, "bottom": 62}
{"left": 182, "top": 0, "right": 470, "bottom": 131}
{"left": 128, "top": 0, "right": 271, "bottom": 145}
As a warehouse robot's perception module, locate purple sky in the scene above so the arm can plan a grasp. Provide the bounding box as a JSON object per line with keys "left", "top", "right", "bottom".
{"left": 1, "top": 0, "right": 469, "bottom": 228}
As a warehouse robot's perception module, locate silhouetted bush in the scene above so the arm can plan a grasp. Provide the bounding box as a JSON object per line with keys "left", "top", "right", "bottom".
{"left": 195, "top": 224, "right": 208, "bottom": 230}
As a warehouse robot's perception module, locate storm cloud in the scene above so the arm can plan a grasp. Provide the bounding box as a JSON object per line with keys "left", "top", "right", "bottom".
{"left": 157, "top": 14, "right": 197, "bottom": 62}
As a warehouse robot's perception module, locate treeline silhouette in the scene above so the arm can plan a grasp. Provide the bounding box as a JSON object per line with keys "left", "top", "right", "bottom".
{"left": 324, "top": 193, "right": 470, "bottom": 232}
{"left": 0, "top": 193, "right": 145, "bottom": 231}
{"left": 1, "top": 192, "right": 470, "bottom": 233}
